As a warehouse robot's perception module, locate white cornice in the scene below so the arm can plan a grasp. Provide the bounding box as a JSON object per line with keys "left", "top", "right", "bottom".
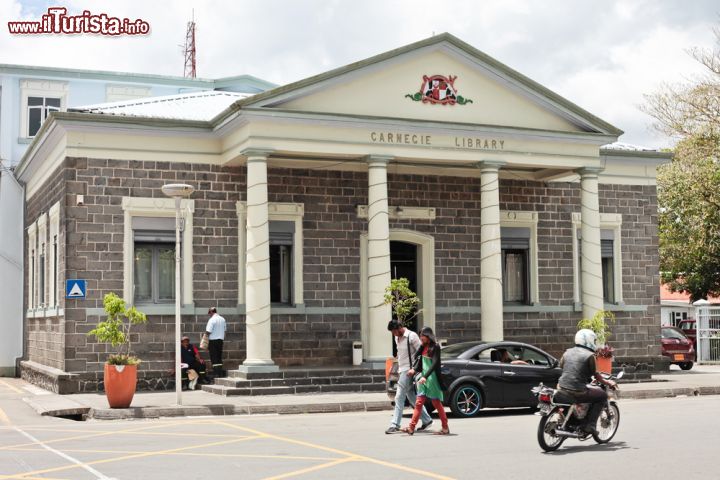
{"left": 237, "top": 108, "right": 617, "bottom": 146}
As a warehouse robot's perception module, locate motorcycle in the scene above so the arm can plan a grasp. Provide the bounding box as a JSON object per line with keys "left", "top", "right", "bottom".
{"left": 531, "top": 370, "right": 623, "bottom": 452}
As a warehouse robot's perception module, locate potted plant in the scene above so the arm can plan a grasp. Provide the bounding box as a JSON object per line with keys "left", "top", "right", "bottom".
{"left": 577, "top": 310, "right": 615, "bottom": 374}
{"left": 88, "top": 293, "right": 148, "bottom": 408}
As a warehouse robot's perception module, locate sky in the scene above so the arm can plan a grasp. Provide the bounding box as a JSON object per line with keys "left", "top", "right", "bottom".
{"left": 2, "top": 0, "right": 718, "bottom": 148}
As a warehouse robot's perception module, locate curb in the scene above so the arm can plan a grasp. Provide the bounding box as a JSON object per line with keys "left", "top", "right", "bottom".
{"left": 619, "top": 386, "right": 720, "bottom": 400}
{"left": 30, "top": 387, "right": 720, "bottom": 421}
{"left": 24, "top": 396, "right": 91, "bottom": 418}
{"left": 88, "top": 400, "right": 392, "bottom": 420}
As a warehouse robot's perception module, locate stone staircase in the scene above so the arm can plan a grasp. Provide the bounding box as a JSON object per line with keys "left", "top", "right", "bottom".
{"left": 202, "top": 366, "right": 387, "bottom": 396}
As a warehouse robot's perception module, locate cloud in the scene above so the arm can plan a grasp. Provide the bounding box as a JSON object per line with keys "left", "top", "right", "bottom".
{"left": 2, "top": 0, "right": 718, "bottom": 147}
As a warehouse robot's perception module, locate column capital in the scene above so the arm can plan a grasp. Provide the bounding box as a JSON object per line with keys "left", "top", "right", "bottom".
{"left": 364, "top": 155, "right": 393, "bottom": 166}
{"left": 576, "top": 166, "right": 604, "bottom": 177}
{"left": 476, "top": 160, "right": 506, "bottom": 171}
{"left": 241, "top": 148, "right": 274, "bottom": 161}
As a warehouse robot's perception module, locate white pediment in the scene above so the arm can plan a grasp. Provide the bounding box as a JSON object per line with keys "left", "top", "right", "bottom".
{"left": 243, "top": 35, "right": 620, "bottom": 136}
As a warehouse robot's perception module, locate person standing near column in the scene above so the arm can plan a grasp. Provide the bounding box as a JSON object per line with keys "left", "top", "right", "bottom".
{"left": 206, "top": 307, "right": 227, "bottom": 378}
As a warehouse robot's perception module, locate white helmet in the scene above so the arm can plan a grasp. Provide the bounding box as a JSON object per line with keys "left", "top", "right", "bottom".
{"left": 574, "top": 329, "right": 597, "bottom": 351}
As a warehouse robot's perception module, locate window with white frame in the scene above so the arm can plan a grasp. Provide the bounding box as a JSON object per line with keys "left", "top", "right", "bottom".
{"left": 237, "top": 202, "right": 304, "bottom": 307}
{"left": 36, "top": 213, "right": 47, "bottom": 308}
{"left": 48, "top": 201, "right": 60, "bottom": 309}
{"left": 269, "top": 221, "right": 294, "bottom": 305}
{"left": 27, "top": 222, "right": 37, "bottom": 311}
{"left": 122, "top": 198, "right": 194, "bottom": 306}
{"left": 572, "top": 213, "right": 623, "bottom": 306}
{"left": 500, "top": 211, "right": 539, "bottom": 305}
{"left": 133, "top": 220, "right": 176, "bottom": 304}
{"left": 20, "top": 80, "right": 68, "bottom": 138}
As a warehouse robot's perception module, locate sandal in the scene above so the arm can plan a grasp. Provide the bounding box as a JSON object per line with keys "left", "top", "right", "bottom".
{"left": 400, "top": 427, "right": 415, "bottom": 436}
{"left": 434, "top": 428, "right": 450, "bottom": 435}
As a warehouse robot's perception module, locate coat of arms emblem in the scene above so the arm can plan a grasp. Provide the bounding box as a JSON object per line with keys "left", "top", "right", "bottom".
{"left": 405, "top": 74, "right": 473, "bottom": 105}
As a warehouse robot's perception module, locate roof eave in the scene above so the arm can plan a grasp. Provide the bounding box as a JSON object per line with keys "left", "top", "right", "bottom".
{"left": 15, "top": 111, "right": 212, "bottom": 179}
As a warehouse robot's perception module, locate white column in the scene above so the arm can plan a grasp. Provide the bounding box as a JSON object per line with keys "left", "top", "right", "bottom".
{"left": 479, "top": 161, "right": 505, "bottom": 341}
{"left": 578, "top": 167, "right": 604, "bottom": 318}
{"left": 366, "top": 155, "right": 393, "bottom": 360}
{"left": 242, "top": 149, "right": 277, "bottom": 371}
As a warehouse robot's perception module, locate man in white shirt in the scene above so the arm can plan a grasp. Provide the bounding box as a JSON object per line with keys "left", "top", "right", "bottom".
{"left": 386, "top": 319, "right": 433, "bottom": 434}
{"left": 205, "top": 307, "right": 227, "bottom": 378}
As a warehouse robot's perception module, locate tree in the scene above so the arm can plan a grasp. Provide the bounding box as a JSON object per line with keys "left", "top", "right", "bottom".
{"left": 658, "top": 133, "right": 720, "bottom": 301}
{"left": 384, "top": 277, "right": 421, "bottom": 327}
{"left": 642, "top": 27, "right": 720, "bottom": 138}
{"left": 88, "top": 292, "right": 148, "bottom": 365}
{"left": 644, "top": 27, "right": 720, "bottom": 301}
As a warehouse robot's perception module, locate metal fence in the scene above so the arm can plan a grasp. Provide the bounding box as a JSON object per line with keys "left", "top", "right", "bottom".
{"left": 696, "top": 305, "right": 720, "bottom": 363}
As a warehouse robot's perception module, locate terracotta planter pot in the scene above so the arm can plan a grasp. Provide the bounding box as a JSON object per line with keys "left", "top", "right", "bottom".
{"left": 104, "top": 363, "right": 138, "bottom": 408}
{"left": 595, "top": 355, "right": 613, "bottom": 374}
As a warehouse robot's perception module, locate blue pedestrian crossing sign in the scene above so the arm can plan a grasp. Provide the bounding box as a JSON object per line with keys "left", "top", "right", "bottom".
{"left": 66, "top": 279, "right": 86, "bottom": 299}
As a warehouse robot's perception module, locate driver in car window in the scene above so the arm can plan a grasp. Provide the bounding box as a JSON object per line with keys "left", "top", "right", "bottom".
{"left": 497, "top": 348, "right": 527, "bottom": 365}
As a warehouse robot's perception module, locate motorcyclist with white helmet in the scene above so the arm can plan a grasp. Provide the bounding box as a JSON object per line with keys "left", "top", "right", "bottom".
{"left": 557, "top": 329, "right": 618, "bottom": 435}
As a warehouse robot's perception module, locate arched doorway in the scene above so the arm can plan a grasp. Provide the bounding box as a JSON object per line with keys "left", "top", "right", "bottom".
{"left": 360, "top": 229, "right": 435, "bottom": 361}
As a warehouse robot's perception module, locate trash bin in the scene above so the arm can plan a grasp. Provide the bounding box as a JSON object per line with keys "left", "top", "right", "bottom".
{"left": 352, "top": 341, "right": 363, "bottom": 366}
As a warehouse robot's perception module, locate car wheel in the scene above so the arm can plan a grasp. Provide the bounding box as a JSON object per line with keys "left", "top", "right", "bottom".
{"left": 450, "top": 384, "right": 483, "bottom": 417}
{"left": 679, "top": 362, "right": 694, "bottom": 371}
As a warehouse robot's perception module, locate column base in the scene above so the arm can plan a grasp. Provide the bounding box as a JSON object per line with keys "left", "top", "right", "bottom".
{"left": 237, "top": 363, "right": 280, "bottom": 374}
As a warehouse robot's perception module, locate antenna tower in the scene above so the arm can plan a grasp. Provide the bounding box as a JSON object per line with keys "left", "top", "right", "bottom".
{"left": 183, "top": 12, "right": 197, "bottom": 78}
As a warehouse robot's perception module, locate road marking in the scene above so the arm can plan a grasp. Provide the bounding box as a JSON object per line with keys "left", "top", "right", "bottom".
{"left": 262, "top": 456, "right": 360, "bottom": 480}
{"left": 0, "top": 419, "right": 211, "bottom": 451}
{"left": 3, "top": 447, "right": 338, "bottom": 461}
{"left": 0, "top": 379, "right": 23, "bottom": 394}
{"left": 0, "top": 433, "right": 263, "bottom": 478}
{"left": 0, "top": 406, "right": 10, "bottom": 425}
{"left": 7, "top": 426, "right": 114, "bottom": 480}
{"left": 214, "top": 421, "right": 456, "bottom": 480}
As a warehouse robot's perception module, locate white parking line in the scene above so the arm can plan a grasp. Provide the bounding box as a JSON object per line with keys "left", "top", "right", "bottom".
{"left": 11, "top": 426, "right": 115, "bottom": 480}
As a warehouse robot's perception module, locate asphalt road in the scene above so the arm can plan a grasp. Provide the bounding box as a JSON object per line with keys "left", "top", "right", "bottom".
{"left": 0, "top": 376, "right": 718, "bottom": 480}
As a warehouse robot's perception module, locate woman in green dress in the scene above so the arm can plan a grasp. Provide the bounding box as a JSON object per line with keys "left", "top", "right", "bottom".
{"left": 403, "top": 326, "right": 450, "bottom": 435}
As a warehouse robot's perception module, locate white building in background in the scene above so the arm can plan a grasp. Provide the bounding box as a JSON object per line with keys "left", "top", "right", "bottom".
{"left": 0, "top": 64, "right": 274, "bottom": 375}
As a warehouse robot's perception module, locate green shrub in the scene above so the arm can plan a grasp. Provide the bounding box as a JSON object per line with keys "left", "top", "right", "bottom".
{"left": 88, "top": 293, "right": 148, "bottom": 366}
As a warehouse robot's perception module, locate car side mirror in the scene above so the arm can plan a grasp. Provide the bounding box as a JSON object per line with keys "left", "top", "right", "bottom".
{"left": 551, "top": 359, "right": 559, "bottom": 368}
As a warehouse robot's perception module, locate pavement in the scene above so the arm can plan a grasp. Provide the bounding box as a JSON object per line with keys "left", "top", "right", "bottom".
{"left": 2, "top": 395, "right": 719, "bottom": 479}
{"left": 21, "top": 364, "right": 720, "bottom": 421}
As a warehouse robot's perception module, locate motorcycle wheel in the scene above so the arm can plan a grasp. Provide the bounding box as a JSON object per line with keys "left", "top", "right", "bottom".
{"left": 593, "top": 402, "right": 620, "bottom": 444}
{"left": 537, "top": 407, "right": 566, "bottom": 452}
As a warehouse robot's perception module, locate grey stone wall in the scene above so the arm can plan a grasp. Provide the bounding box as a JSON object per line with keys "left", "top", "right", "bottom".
{"left": 25, "top": 160, "right": 67, "bottom": 370}
{"left": 24, "top": 157, "right": 661, "bottom": 391}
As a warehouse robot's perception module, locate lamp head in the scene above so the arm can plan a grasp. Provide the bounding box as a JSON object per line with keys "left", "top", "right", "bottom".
{"left": 161, "top": 183, "right": 195, "bottom": 198}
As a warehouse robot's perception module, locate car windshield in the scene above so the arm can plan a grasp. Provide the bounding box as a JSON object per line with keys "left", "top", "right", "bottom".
{"left": 662, "top": 328, "right": 687, "bottom": 340}
{"left": 441, "top": 342, "right": 480, "bottom": 360}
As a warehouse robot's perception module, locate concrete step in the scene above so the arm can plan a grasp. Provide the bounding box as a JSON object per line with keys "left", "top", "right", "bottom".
{"left": 202, "top": 382, "right": 387, "bottom": 396}
{"left": 214, "top": 374, "right": 386, "bottom": 389}
{"left": 227, "top": 367, "right": 384, "bottom": 380}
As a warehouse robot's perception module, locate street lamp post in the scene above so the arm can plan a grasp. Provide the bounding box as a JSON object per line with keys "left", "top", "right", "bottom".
{"left": 161, "top": 183, "right": 195, "bottom": 406}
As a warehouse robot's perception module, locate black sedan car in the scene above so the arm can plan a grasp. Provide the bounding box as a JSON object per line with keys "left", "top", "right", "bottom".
{"left": 387, "top": 341, "right": 562, "bottom": 417}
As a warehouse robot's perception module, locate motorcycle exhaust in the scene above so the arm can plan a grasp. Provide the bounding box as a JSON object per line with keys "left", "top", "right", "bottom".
{"left": 554, "top": 429, "right": 581, "bottom": 439}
